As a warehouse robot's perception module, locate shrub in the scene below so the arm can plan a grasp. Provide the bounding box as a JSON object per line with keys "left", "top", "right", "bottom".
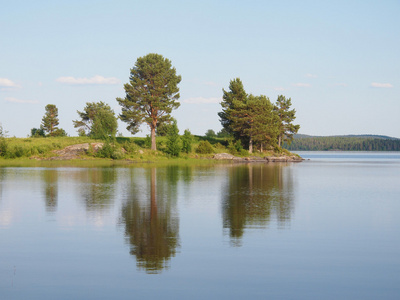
{"left": 196, "top": 140, "right": 214, "bottom": 154}
{"left": 228, "top": 140, "right": 244, "bottom": 155}
{"left": 122, "top": 141, "right": 139, "bottom": 154}
{"left": 96, "top": 142, "right": 125, "bottom": 159}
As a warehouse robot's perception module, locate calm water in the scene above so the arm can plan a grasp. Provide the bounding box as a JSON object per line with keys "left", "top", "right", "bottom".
{"left": 1, "top": 152, "right": 399, "bottom": 299}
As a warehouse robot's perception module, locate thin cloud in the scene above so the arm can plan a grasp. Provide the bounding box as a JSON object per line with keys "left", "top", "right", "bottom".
{"left": 204, "top": 81, "right": 218, "bottom": 87}
{"left": 56, "top": 75, "right": 120, "bottom": 85}
{"left": 293, "top": 83, "right": 311, "bottom": 87}
{"left": 305, "top": 73, "right": 317, "bottom": 78}
{"left": 0, "top": 78, "right": 20, "bottom": 88}
{"left": 183, "top": 97, "right": 221, "bottom": 104}
{"left": 371, "top": 82, "right": 393, "bottom": 88}
{"left": 5, "top": 97, "right": 39, "bottom": 104}
{"left": 274, "top": 87, "right": 285, "bottom": 91}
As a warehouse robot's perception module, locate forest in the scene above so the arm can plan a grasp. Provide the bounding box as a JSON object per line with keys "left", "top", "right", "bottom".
{"left": 284, "top": 135, "right": 400, "bottom": 151}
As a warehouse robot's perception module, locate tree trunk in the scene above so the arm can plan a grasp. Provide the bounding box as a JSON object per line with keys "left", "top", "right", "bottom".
{"left": 278, "top": 135, "right": 282, "bottom": 148}
{"left": 151, "top": 124, "right": 157, "bottom": 151}
{"left": 150, "top": 168, "right": 157, "bottom": 220}
{"left": 249, "top": 136, "right": 253, "bottom": 154}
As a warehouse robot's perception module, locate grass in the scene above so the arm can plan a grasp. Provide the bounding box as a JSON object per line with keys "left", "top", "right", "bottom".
{"left": 0, "top": 135, "right": 297, "bottom": 167}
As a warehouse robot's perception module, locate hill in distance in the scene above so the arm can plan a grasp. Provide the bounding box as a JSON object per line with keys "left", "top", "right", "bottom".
{"left": 294, "top": 134, "right": 399, "bottom": 140}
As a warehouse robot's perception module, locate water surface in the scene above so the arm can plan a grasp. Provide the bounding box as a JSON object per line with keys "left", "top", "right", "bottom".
{"left": 1, "top": 153, "right": 399, "bottom": 299}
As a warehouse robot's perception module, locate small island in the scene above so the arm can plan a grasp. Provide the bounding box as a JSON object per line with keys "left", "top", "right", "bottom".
{"left": 0, "top": 53, "right": 301, "bottom": 164}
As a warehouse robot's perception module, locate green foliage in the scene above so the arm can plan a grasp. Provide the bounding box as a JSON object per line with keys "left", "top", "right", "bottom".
{"left": 205, "top": 129, "right": 216, "bottom": 139}
{"left": 78, "top": 128, "right": 86, "bottom": 137}
{"left": 121, "top": 140, "right": 139, "bottom": 154}
{"left": 73, "top": 102, "right": 118, "bottom": 139}
{"left": 31, "top": 127, "right": 46, "bottom": 137}
{"left": 218, "top": 78, "right": 247, "bottom": 139}
{"left": 0, "top": 123, "right": 8, "bottom": 157}
{"left": 41, "top": 104, "right": 59, "bottom": 136}
{"left": 0, "top": 139, "right": 8, "bottom": 157}
{"left": 117, "top": 53, "right": 181, "bottom": 150}
{"left": 52, "top": 128, "right": 67, "bottom": 137}
{"left": 284, "top": 136, "right": 400, "bottom": 151}
{"left": 196, "top": 140, "right": 214, "bottom": 154}
{"left": 274, "top": 95, "right": 300, "bottom": 147}
{"left": 181, "top": 129, "right": 193, "bottom": 154}
{"left": 217, "top": 128, "right": 231, "bottom": 138}
{"left": 156, "top": 118, "right": 176, "bottom": 137}
{"left": 229, "top": 94, "right": 279, "bottom": 153}
{"left": 165, "top": 120, "right": 181, "bottom": 157}
{"left": 96, "top": 142, "right": 125, "bottom": 159}
{"left": 144, "top": 135, "right": 152, "bottom": 149}
{"left": 219, "top": 79, "right": 299, "bottom": 153}
{"left": 228, "top": 140, "right": 244, "bottom": 155}
{"left": 86, "top": 143, "right": 95, "bottom": 156}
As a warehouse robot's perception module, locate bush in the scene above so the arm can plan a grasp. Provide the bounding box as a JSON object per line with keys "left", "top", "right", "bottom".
{"left": 96, "top": 142, "right": 125, "bottom": 159}
{"left": 31, "top": 127, "right": 45, "bottom": 137}
{"left": 196, "top": 140, "right": 214, "bottom": 154}
{"left": 52, "top": 128, "right": 67, "bottom": 137}
{"left": 228, "top": 140, "right": 244, "bottom": 155}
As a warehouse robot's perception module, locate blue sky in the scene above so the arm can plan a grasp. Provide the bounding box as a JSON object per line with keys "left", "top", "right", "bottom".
{"left": 1, "top": 0, "right": 399, "bottom": 138}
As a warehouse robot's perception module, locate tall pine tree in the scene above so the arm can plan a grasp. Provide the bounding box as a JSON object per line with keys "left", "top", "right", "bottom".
{"left": 117, "top": 53, "right": 181, "bottom": 150}
{"left": 274, "top": 95, "right": 300, "bottom": 147}
{"left": 41, "top": 104, "right": 59, "bottom": 136}
{"left": 218, "top": 78, "right": 247, "bottom": 140}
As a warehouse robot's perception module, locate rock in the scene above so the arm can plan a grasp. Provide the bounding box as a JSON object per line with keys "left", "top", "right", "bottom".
{"left": 213, "top": 153, "right": 236, "bottom": 160}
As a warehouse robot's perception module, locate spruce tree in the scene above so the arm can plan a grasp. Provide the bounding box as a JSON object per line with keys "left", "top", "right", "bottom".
{"left": 166, "top": 120, "right": 181, "bottom": 157}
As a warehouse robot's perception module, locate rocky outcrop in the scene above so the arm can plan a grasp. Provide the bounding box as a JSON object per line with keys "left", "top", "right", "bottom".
{"left": 36, "top": 143, "right": 104, "bottom": 160}
{"left": 213, "top": 153, "right": 303, "bottom": 163}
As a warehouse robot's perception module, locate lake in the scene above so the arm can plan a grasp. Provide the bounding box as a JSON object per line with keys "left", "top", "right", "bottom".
{"left": 1, "top": 152, "right": 400, "bottom": 299}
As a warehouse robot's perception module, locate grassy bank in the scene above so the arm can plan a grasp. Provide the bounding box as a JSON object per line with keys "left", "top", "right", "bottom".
{"left": 0, "top": 135, "right": 296, "bottom": 167}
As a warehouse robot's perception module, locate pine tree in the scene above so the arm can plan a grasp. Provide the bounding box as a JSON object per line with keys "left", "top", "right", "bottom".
{"left": 73, "top": 102, "right": 118, "bottom": 139}
{"left": 41, "top": 104, "right": 59, "bottom": 136}
{"left": 117, "top": 53, "right": 181, "bottom": 150}
{"left": 218, "top": 78, "right": 247, "bottom": 140}
{"left": 274, "top": 95, "right": 300, "bottom": 147}
{"left": 229, "top": 95, "right": 279, "bottom": 153}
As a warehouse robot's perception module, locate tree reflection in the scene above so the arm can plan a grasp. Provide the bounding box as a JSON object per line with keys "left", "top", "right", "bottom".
{"left": 0, "top": 168, "right": 5, "bottom": 199}
{"left": 222, "top": 164, "right": 294, "bottom": 246}
{"left": 42, "top": 169, "right": 58, "bottom": 213}
{"left": 78, "top": 168, "right": 117, "bottom": 212}
{"left": 120, "top": 167, "right": 180, "bottom": 274}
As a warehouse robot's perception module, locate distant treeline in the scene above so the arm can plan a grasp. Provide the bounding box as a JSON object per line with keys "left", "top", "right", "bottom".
{"left": 283, "top": 136, "right": 400, "bottom": 151}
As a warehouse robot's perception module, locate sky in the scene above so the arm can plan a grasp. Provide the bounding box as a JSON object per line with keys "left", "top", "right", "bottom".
{"left": 1, "top": 0, "right": 399, "bottom": 138}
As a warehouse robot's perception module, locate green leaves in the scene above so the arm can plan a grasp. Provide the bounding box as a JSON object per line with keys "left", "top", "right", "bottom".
{"left": 73, "top": 102, "right": 118, "bottom": 140}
